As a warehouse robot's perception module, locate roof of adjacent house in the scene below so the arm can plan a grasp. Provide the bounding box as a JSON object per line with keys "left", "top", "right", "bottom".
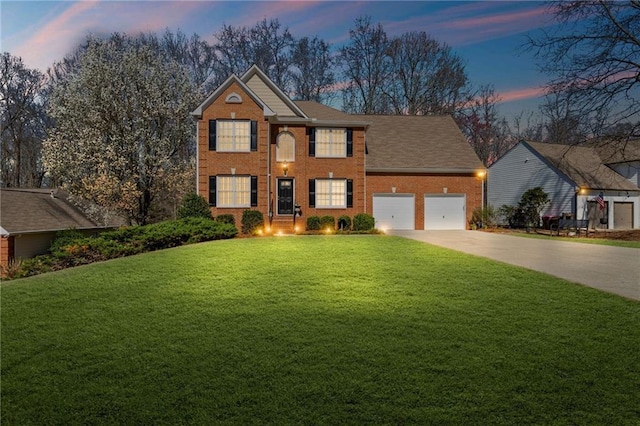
{"left": 0, "top": 188, "right": 104, "bottom": 236}
{"left": 360, "top": 114, "right": 484, "bottom": 173}
{"left": 589, "top": 138, "right": 640, "bottom": 165}
{"left": 525, "top": 141, "right": 639, "bottom": 191}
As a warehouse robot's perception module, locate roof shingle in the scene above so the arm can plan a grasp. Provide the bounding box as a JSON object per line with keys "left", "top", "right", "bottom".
{"left": 1, "top": 189, "right": 103, "bottom": 236}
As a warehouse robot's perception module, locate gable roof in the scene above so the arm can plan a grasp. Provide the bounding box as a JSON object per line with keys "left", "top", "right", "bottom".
{"left": 0, "top": 188, "right": 104, "bottom": 236}
{"left": 241, "top": 65, "right": 307, "bottom": 118}
{"left": 190, "top": 73, "right": 275, "bottom": 119}
{"left": 361, "top": 115, "right": 484, "bottom": 173}
{"left": 524, "top": 141, "right": 638, "bottom": 191}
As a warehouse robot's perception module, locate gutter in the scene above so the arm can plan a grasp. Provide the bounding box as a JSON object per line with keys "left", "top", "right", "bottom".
{"left": 366, "top": 167, "right": 480, "bottom": 174}
{"left": 2, "top": 225, "right": 115, "bottom": 237}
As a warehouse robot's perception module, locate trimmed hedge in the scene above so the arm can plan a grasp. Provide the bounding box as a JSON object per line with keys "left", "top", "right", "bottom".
{"left": 306, "top": 216, "right": 321, "bottom": 231}
{"left": 320, "top": 215, "right": 335, "bottom": 230}
{"left": 241, "top": 210, "right": 264, "bottom": 234}
{"left": 177, "top": 193, "right": 212, "bottom": 219}
{"left": 10, "top": 218, "right": 237, "bottom": 279}
{"left": 337, "top": 215, "right": 352, "bottom": 231}
{"left": 353, "top": 213, "right": 375, "bottom": 231}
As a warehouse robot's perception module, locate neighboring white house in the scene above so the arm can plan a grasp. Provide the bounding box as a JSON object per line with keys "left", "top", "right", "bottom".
{"left": 488, "top": 140, "right": 640, "bottom": 229}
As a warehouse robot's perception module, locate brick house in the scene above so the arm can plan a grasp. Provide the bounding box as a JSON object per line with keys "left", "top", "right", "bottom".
{"left": 192, "top": 65, "right": 484, "bottom": 232}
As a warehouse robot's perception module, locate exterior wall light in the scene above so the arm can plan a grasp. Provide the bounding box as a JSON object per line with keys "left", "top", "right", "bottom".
{"left": 282, "top": 162, "right": 289, "bottom": 176}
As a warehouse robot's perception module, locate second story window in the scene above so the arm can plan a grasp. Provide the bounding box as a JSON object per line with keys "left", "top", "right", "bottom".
{"left": 308, "top": 127, "right": 353, "bottom": 158}
{"left": 316, "top": 128, "right": 346, "bottom": 157}
{"left": 209, "top": 119, "right": 258, "bottom": 152}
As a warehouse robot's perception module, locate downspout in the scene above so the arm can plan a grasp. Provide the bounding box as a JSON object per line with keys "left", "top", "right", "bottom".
{"left": 195, "top": 120, "right": 200, "bottom": 195}
{"left": 267, "top": 119, "right": 272, "bottom": 227}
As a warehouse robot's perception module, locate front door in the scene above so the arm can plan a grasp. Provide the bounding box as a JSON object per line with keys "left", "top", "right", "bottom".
{"left": 277, "top": 178, "right": 294, "bottom": 215}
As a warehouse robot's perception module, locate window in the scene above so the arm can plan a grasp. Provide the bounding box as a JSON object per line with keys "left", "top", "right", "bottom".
{"left": 314, "top": 179, "right": 346, "bottom": 208}
{"left": 276, "top": 132, "right": 295, "bottom": 162}
{"left": 217, "top": 120, "right": 250, "bottom": 152}
{"left": 209, "top": 175, "right": 257, "bottom": 207}
{"left": 208, "top": 120, "right": 257, "bottom": 152}
{"left": 316, "top": 128, "right": 346, "bottom": 157}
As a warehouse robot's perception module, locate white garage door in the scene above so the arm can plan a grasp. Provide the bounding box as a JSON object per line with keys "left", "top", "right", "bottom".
{"left": 424, "top": 195, "right": 466, "bottom": 230}
{"left": 373, "top": 194, "right": 415, "bottom": 230}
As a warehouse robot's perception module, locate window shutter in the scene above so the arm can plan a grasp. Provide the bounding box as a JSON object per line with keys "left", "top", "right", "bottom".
{"left": 209, "top": 176, "right": 216, "bottom": 206}
{"left": 308, "top": 128, "right": 315, "bottom": 157}
{"left": 250, "top": 176, "right": 258, "bottom": 207}
{"left": 346, "top": 179, "right": 353, "bottom": 208}
{"left": 346, "top": 128, "right": 353, "bottom": 157}
{"left": 309, "top": 179, "right": 316, "bottom": 208}
{"left": 208, "top": 120, "right": 216, "bottom": 151}
{"left": 250, "top": 121, "right": 258, "bottom": 152}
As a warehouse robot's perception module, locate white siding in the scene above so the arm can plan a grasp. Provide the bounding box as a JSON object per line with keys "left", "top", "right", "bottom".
{"left": 245, "top": 75, "right": 297, "bottom": 117}
{"left": 488, "top": 143, "right": 576, "bottom": 223}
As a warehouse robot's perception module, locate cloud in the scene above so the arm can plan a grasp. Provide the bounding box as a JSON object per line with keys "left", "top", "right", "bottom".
{"left": 384, "top": 3, "right": 551, "bottom": 46}
{"left": 500, "top": 86, "right": 547, "bottom": 103}
{"left": 10, "top": 1, "right": 209, "bottom": 71}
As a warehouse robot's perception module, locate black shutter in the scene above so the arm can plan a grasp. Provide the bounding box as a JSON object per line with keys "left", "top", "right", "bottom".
{"left": 309, "top": 179, "right": 316, "bottom": 208}
{"left": 308, "top": 127, "right": 315, "bottom": 157}
{"left": 208, "top": 120, "right": 216, "bottom": 151}
{"left": 346, "top": 128, "right": 353, "bottom": 157}
{"left": 209, "top": 176, "right": 216, "bottom": 206}
{"left": 346, "top": 179, "right": 353, "bottom": 208}
{"left": 250, "top": 121, "right": 258, "bottom": 151}
{"left": 250, "top": 176, "right": 258, "bottom": 207}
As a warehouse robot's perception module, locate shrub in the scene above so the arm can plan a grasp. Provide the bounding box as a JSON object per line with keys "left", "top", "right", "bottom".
{"left": 337, "top": 215, "right": 352, "bottom": 231}
{"left": 471, "top": 205, "right": 497, "bottom": 229}
{"left": 49, "top": 229, "right": 86, "bottom": 254}
{"left": 306, "top": 216, "right": 321, "bottom": 231}
{"left": 216, "top": 214, "right": 235, "bottom": 226}
{"left": 241, "top": 210, "right": 264, "bottom": 234}
{"left": 499, "top": 188, "right": 550, "bottom": 229}
{"left": 177, "top": 192, "right": 211, "bottom": 220}
{"left": 320, "top": 215, "right": 335, "bottom": 230}
{"left": 353, "top": 213, "right": 375, "bottom": 231}
{"left": 9, "top": 218, "right": 237, "bottom": 279}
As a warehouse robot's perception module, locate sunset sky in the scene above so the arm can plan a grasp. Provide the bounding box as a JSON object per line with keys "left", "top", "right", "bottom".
{"left": 1, "top": 1, "right": 559, "bottom": 118}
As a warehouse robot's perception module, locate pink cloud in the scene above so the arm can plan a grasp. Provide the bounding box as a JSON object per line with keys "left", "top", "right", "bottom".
{"left": 11, "top": 1, "right": 208, "bottom": 71}
{"left": 500, "top": 86, "right": 547, "bottom": 103}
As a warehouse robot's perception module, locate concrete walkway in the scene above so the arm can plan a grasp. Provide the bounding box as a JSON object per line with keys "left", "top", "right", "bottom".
{"left": 389, "top": 230, "right": 640, "bottom": 301}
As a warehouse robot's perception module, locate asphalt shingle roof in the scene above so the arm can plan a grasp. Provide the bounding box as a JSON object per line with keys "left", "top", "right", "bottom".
{"left": 359, "top": 115, "right": 484, "bottom": 171}
{"left": 526, "top": 141, "right": 639, "bottom": 191}
{"left": 0, "top": 189, "right": 102, "bottom": 236}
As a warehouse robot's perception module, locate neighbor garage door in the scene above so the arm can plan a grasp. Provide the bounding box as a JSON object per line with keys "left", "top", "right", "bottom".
{"left": 614, "top": 202, "right": 634, "bottom": 229}
{"left": 424, "top": 194, "right": 466, "bottom": 230}
{"left": 373, "top": 194, "right": 415, "bottom": 230}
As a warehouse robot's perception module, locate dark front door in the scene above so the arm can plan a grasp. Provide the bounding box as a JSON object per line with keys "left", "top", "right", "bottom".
{"left": 278, "top": 179, "right": 294, "bottom": 215}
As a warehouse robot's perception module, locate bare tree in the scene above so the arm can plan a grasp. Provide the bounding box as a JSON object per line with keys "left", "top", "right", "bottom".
{"left": 457, "top": 85, "right": 514, "bottom": 166}
{"left": 385, "top": 31, "right": 469, "bottom": 115}
{"left": 291, "top": 36, "right": 335, "bottom": 103}
{"left": 340, "top": 16, "right": 392, "bottom": 114}
{"left": 0, "top": 52, "right": 49, "bottom": 188}
{"left": 526, "top": 1, "right": 640, "bottom": 139}
{"left": 539, "top": 91, "right": 591, "bottom": 144}
{"left": 213, "top": 19, "right": 294, "bottom": 92}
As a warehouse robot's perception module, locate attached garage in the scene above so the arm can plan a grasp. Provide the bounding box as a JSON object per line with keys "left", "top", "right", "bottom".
{"left": 373, "top": 194, "right": 415, "bottom": 230}
{"left": 424, "top": 194, "right": 466, "bottom": 230}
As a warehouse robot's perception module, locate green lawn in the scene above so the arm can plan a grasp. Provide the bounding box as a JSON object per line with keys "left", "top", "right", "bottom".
{"left": 2, "top": 236, "right": 638, "bottom": 425}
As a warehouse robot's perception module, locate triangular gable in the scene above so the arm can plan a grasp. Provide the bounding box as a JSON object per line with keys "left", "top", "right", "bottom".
{"left": 241, "top": 65, "right": 307, "bottom": 118}
{"left": 190, "top": 73, "right": 275, "bottom": 119}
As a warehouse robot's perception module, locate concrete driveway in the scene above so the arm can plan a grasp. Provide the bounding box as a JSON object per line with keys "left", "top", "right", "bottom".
{"left": 389, "top": 230, "right": 640, "bottom": 301}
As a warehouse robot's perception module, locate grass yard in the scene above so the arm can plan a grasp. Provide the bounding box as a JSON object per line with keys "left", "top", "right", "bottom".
{"left": 2, "top": 236, "right": 639, "bottom": 425}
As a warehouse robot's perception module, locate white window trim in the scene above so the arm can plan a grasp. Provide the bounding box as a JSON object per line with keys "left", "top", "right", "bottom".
{"left": 217, "top": 175, "right": 251, "bottom": 208}
{"left": 315, "top": 178, "right": 347, "bottom": 209}
{"left": 217, "top": 120, "right": 251, "bottom": 152}
{"left": 316, "top": 128, "right": 346, "bottom": 158}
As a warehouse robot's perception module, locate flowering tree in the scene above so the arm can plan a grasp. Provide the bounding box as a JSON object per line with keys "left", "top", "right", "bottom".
{"left": 43, "top": 34, "right": 199, "bottom": 225}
